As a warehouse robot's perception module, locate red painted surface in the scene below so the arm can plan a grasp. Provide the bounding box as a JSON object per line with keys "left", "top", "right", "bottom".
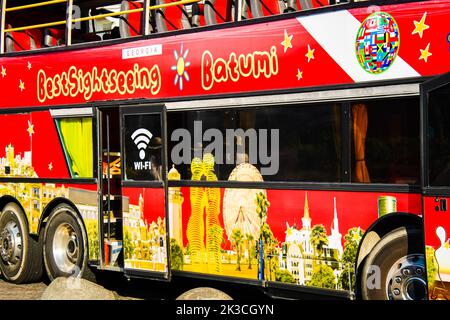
{"left": 0, "top": 0, "right": 448, "bottom": 109}
{"left": 0, "top": 111, "right": 69, "bottom": 178}
{"left": 424, "top": 196, "right": 450, "bottom": 249}
{"left": 123, "top": 187, "right": 166, "bottom": 224}
{"left": 179, "top": 187, "right": 422, "bottom": 249}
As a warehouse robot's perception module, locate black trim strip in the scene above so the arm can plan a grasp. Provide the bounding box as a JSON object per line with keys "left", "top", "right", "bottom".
{"left": 124, "top": 268, "right": 169, "bottom": 281}
{"left": 171, "top": 270, "right": 263, "bottom": 287}
{"left": 0, "top": 177, "right": 97, "bottom": 184}
{"left": 264, "top": 281, "right": 351, "bottom": 300}
{"left": 168, "top": 180, "right": 421, "bottom": 193}
{"left": 423, "top": 188, "right": 450, "bottom": 197}
{"left": 0, "top": 0, "right": 429, "bottom": 58}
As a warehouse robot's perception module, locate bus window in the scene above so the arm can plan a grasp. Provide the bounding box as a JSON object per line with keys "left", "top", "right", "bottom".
{"left": 123, "top": 113, "right": 163, "bottom": 182}
{"left": 428, "top": 82, "right": 450, "bottom": 186}
{"left": 351, "top": 97, "right": 420, "bottom": 185}
{"left": 168, "top": 103, "right": 342, "bottom": 182}
{"left": 56, "top": 117, "right": 94, "bottom": 178}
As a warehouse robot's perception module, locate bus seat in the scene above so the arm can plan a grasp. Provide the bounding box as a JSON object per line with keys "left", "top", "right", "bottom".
{"left": 250, "top": 0, "right": 283, "bottom": 17}
{"left": 4, "top": 25, "right": 42, "bottom": 52}
{"left": 154, "top": 0, "right": 191, "bottom": 32}
{"left": 284, "top": 0, "right": 316, "bottom": 12}
{"left": 44, "top": 28, "right": 65, "bottom": 47}
{"left": 103, "top": 27, "right": 121, "bottom": 40}
{"left": 191, "top": 3, "right": 206, "bottom": 28}
{"left": 311, "top": 0, "right": 328, "bottom": 7}
{"left": 204, "top": 0, "right": 233, "bottom": 25}
{"left": 119, "top": 0, "right": 145, "bottom": 38}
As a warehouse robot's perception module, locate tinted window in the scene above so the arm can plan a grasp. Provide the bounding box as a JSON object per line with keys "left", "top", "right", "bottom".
{"left": 428, "top": 83, "right": 450, "bottom": 186}
{"left": 351, "top": 98, "right": 420, "bottom": 184}
{"left": 168, "top": 104, "right": 342, "bottom": 182}
{"left": 124, "top": 113, "right": 163, "bottom": 181}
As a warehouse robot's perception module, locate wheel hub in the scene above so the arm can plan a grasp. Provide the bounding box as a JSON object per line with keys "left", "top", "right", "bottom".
{"left": 0, "top": 221, "right": 22, "bottom": 265}
{"left": 53, "top": 223, "right": 79, "bottom": 274}
{"left": 386, "top": 254, "right": 427, "bottom": 300}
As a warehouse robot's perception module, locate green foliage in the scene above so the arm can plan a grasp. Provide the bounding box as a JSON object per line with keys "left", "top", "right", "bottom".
{"left": 184, "top": 243, "right": 191, "bottom": 256}
{"left": 426, "top": 246, "right": 438, "bottom": 288}
{"left": 123, "top": 229, "right": 133, "bottom": 260}
{"left": 338, "top": 227, "right": 364, "bottom": 290}
{"left": 275, "top": 269, "right": 296, "bottom": 284}
{"left": 245, "top": 233, "right": 255, "bottom": 269}
{"left": 310, "top": 224, "right": 328, "bottom": 260}
{"left": 170, "top": 238, "right": 184, "bottom": 271}
{"left": 231, "top": 228, "right": 244, "bottom": 271}
{"left": 338, "top": 265, "right": 354, "bottom": 291}
{"left": 255, "top": 192, "right": 270, "bottom": 222}
{"left": 86, "top": 219, "right": 99, "bottom": 260}
{"left": 255, "top": 192, "right": 279, "bottom": 280}
{"left": 308, "top": 264, "right": 336, "bottom": 289}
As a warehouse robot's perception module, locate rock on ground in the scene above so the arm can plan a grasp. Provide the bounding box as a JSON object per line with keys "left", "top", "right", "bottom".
{"left": 176, "top": 287, "right": 233, "bottom": 300}
{"left": 0, "top": 280, "right": 47, "bottom": 300}
{"left": 41, "top": 277, "right": 116, "bottom": 300}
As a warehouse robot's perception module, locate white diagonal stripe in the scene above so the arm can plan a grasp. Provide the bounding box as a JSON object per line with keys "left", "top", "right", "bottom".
{"left": 297, "top": 10, "right": 420, "bottom": 82}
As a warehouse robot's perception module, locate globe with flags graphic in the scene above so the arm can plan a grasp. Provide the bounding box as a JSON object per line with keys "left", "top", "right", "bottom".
{"left": 355, "top": 12, "right": 400, "bottom": 74}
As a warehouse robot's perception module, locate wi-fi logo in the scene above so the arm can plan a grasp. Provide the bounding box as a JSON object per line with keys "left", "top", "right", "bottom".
{"left": 131, "top": 128, "right": 153, "bottom": 160}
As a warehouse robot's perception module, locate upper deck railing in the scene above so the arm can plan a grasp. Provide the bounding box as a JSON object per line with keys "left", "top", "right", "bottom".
{"left": 0, "top": 0, "right": 363, "bottom": 54}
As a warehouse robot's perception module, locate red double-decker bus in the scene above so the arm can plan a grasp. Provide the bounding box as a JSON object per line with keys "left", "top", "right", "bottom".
{"left": 0, "top": 0, "right": 449, "bottom": 300}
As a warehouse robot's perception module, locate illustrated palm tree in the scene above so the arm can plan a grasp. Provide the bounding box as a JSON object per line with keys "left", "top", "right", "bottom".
{"left": 310, "top": 224, "right": 329, "bottom": 266}
{"left": 231, "top": 228, "right": 244, "bottom": 271}
{"left": 245, "top": 233, "right": 254, "bottom": 269}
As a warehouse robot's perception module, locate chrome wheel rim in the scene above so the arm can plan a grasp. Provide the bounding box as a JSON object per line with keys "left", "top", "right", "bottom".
{"left": 52, "top": 223, "right": 79, "bottom": 274}
{"left": 386, "top": 254, "right": 427, "bottom": 300}
{"left": 0, "top": 220, "right": 22, "bottom": 265}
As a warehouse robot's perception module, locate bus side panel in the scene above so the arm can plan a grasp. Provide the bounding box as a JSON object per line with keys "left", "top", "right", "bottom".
{"left": 0, "top": 111, "right": 70, "bottom": 181}
{"left": 172, "top": 186, "right": 421, "bottom": 290}
{"left": 122, "top": 187, "right": 167, "bottom": 273}
{"left": 0, "top": 182, "right": 100, "bottom": 261}
{"left": 423, "top": 196, "right": 450, "bottom": 300}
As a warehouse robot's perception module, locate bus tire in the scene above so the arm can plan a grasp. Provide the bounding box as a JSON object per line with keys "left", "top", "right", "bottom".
{"left": 43, "top": 204, "right": 90, "bottom": 281}
{"left": 176, "top": 287, "right": 233, "bottom": 300}
{"left": 360, "top": 226, "right": 426, "bottom": 300}
{"left": 0, "top": 203, "right": 43, "bottom": 283}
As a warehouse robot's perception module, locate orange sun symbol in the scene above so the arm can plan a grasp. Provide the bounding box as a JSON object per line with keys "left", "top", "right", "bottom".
{"left": 171, "top": 44, "right": 190, "bottom": 91}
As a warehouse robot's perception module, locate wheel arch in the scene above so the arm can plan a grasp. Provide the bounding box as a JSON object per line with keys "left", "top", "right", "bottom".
{"left": 355, "top": 212, "right": 424, "bottom": 299}
{"left": 0, "top": 195, "right": 30, "bottom": 230}
{"left": 38, "top": 198, "right": 90, "bottom": 257}
{"left": 356, "top": 212, "right": 423, "bottom": 270}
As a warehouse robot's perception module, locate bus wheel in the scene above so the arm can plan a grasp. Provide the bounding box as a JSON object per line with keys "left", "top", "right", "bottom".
{"left": 43, "top": 204, "right": 88, "bottom": 281}
{"left": 0, "top": 203, "right": 43, "bottom": 283}
{"left": 360, "top": 227, "right": 426, "bottom": 300}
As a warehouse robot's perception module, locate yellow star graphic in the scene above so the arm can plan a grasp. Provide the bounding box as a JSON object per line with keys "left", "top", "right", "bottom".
{"left": 281, "top": 29, "right": 293, "bottom": 53}
{"left": 27, "top": 62, "right": 32, "bottom": 70}
{"left": 412, "top": 12, "right": 429, "bottom": 38}
{"left": 305, "top": 44, "right": 315, "bottom": 62}
{"left": 1, "top": 66, "right": 6, "bottom": 78}
{"left": 296, "top": 69, "right": 303, "bottom": 80}
{"left": 286, "top": 227, "right": 293, "bottom": 237}
{"left": 19, "top": 79, "right": 25, "bottom": 91}
{"left": 419, "top": 43, "right": 432, "bottom": 62}
{"left": 27, "top": 120, "right": 34, "bottom": 136}
{"left": 444, "top": 240, "right": 449, "bottom": 250}
{"left": 48, "top": 162, "right": 53, "bottom": 171}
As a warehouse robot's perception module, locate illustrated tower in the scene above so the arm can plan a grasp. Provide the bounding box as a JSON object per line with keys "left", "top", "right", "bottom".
{"left": 168, "top": 165, "right": 184, "bottom": 247}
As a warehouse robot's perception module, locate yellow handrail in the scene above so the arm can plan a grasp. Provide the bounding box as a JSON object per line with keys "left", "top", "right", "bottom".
{"left": 72, "top": 8, "right": 144, "bottom": 23}
{"left": 5, "top": 0, "right": 67, "bottom": 12}
{"left": 3, "top": 0, "right": 200, "bottom": 33}
{"left": 72, "top": 0, "right": 201, "bottom": 23}
{"left": 5, "top": 20, "right": 67, "bottom": 33}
